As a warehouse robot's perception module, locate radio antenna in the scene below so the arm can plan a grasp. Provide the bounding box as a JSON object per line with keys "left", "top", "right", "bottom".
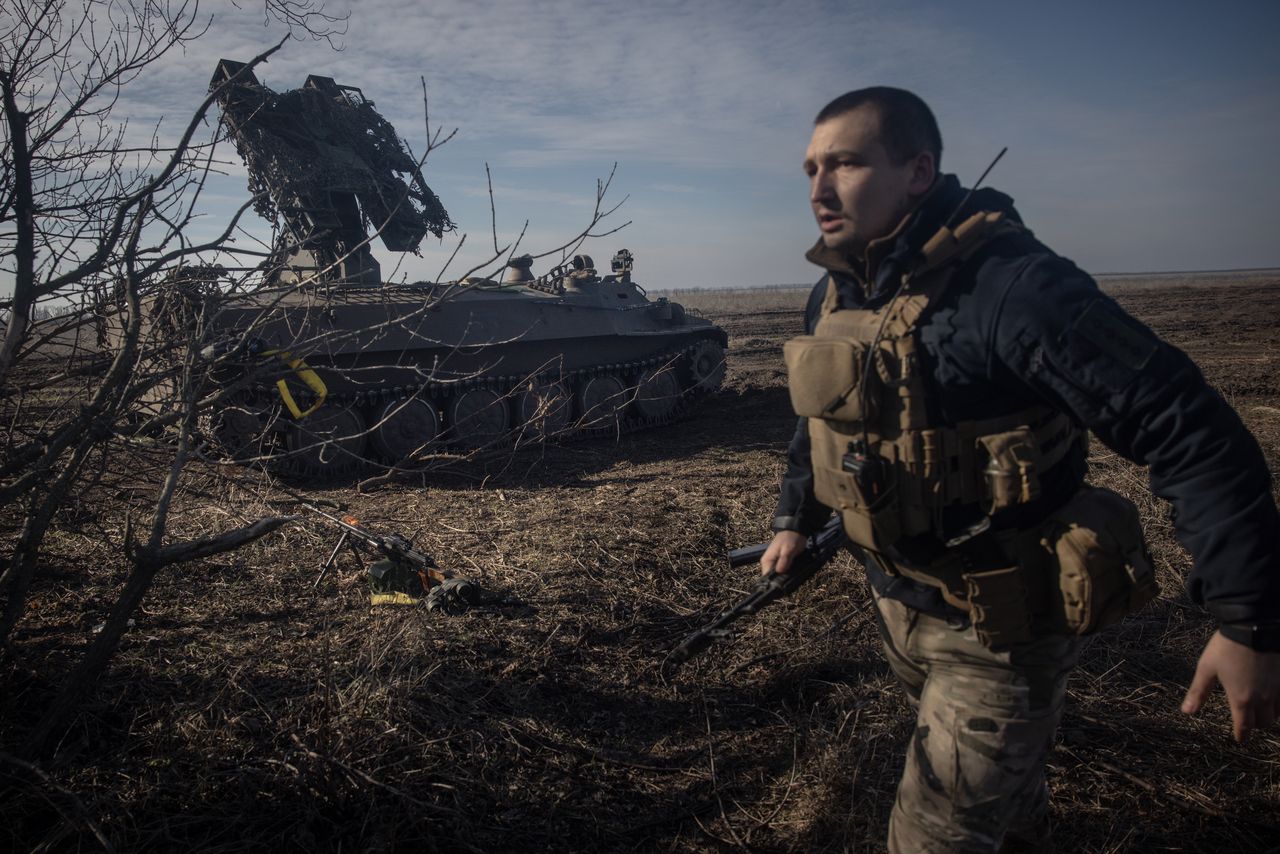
{"left": 943, "top": 146, "right": 1008, "bottom": 230}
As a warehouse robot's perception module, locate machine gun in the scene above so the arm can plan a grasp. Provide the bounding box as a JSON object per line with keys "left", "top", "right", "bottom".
{"left": 211, "top": 59, "right": 454, "bottom": 288}
{"left": 669, "top": 517, "right": 849, "bottom": 665}
{"left": 304, "top": 504, "right": 482, "bottom": 613}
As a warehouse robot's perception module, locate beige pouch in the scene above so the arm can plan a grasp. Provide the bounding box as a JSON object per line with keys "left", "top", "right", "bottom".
{"left": 977, "top": 428, "right": 1042, "bottom": 512}
{"left": 783, "top": 336, "right": 877, "bottom": 422}
{"left": 1042, "top": 487, "right": 1159, "bottom": 634}
{"left": 810, "top": 463, "right": 902, "bottom": 549}
{"left": 964, "top": 565, "right": 1034, "bottom": 649}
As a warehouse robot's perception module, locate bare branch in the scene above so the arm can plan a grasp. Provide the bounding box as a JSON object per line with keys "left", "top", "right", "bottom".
{"left": 138, "top": 514, "right": 299, "bottom": 569}
{"left": 486, "top": 161, "right": 499, "bottom": 254}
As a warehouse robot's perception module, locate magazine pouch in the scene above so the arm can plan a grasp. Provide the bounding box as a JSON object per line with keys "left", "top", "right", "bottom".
{"left": 1042, "top": 487, "right": 1159, "bottom": 634}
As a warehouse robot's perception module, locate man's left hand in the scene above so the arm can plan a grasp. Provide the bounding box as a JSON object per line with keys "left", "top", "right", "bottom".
{"left": 1181, "top": 631, "right": 1280, "bottom": 742}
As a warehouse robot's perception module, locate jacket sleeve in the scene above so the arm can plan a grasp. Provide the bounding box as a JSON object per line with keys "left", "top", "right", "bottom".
{"left": 772, "top": 417, "right": 834, "bottom": 533}
{"left": 989, "top": 253, "right": 1280, "bottom": 623}
{"left": 772, "top": 277, "right": 837, "bottom": 535}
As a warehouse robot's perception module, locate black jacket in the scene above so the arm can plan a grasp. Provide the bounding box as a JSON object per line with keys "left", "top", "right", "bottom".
{"left": 773, "top": 174, "right": 1280, "bottom": 624}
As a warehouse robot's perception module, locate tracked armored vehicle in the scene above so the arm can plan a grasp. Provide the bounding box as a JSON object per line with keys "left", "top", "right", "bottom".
{"left": 188, "top": 60, "right": 726, "bottom": 478}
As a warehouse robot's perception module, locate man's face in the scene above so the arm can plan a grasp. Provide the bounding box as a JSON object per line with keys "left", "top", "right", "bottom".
{"left": 804, "top": 106, "right": 933, "bottom": 257}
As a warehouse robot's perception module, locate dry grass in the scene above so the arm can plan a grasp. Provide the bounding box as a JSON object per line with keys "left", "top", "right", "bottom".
{"left": 2, "top": 273, "right": 1279, "bottom": 852}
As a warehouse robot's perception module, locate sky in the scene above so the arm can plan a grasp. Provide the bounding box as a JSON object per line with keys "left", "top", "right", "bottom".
{"left": 29, "top": 0, "right": 1280, "bottom": 289}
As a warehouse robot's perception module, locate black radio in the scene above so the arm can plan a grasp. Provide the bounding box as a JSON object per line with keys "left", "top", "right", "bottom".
{"left": 842, "top": 439, "right": 887, "bottom": 501}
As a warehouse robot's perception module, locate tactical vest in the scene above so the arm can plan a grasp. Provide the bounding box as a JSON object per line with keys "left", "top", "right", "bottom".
{"left": 786, "top": 211, "right": 1083, "bottom": 577}
{"left": 785, "top": 211, "right": 1159, "bottom": 648}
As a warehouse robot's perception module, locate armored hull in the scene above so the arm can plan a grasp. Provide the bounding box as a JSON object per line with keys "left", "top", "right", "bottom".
{"left": 182, "top": 61, "right": 725, "bottom": 478}
{"left": 202, "top": 259, "right": 727, "bottom": 478}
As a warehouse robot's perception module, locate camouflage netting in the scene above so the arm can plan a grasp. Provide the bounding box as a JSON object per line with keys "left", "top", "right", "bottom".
{"left": 214, "top": 71, "right": 454, "bottom": 252}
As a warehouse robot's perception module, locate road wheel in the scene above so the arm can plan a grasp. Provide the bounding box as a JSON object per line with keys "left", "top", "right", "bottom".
{"left": 285, "top": 405, "right": 368, "bottom": 474}
{"left": 449, "top": 388, "right": 510, "bottom": 447}
{"left": 684, "top": 339, "right": 726, "bottom": 392}
{"left": 371, "top": 398, "right": 440, "bottom": 461}
{"left": 577, "top": 375, "right": 626, "bottom": 429}
{"left": 633, "top": 367, "right": 680, "bottom": 420}
{"left": 517, "top": 380, "right": 572, "bottom": 439}
{"left": 204, "top": 397, "right": 270, "bottom": 461}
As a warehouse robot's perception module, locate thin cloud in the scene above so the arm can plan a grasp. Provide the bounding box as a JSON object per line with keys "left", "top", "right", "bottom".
{"left": 12, "top": 0, "right": 1275, "bottom": 294}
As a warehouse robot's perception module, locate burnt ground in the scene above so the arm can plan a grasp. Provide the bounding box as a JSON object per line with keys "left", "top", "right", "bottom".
{"left": 2, "top": 273, "right": 1279, "bottom": 853}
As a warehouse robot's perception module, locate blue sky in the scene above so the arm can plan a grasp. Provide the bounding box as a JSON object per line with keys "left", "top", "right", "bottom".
{"left": 97, "top": 0, "right": 1280, "bottom": 287}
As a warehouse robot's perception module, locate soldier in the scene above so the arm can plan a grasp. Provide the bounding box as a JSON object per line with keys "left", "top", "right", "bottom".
{"left": 760, "top": 87, "right": 1280, "bottom": 852}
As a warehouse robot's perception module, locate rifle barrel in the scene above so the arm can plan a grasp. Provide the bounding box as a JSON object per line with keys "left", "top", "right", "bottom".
{"left": 727, "top": 543, "right": 769, "bottom": 569}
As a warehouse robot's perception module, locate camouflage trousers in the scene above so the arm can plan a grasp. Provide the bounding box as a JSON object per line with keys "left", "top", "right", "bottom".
{"left": 872, "top": 586, "right": 1081, "bottom": 854}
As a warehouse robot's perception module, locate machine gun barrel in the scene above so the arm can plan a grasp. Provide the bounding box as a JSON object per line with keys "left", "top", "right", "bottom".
{"left": 303, "top": 503, "right": 449, "bottom": 586}
{"left": 670, "top": 517, "right": 847, "bottom": 665}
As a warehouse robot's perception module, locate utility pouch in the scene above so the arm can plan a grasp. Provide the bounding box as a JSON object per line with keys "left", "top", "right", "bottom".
{"left": 849, "top": 499, "right": 902, "bottom": 552}
{"left": 1042, "top": 487, "right": 1159, "bottom": 634}
{"left": 811, "top": 462, "right": 902, "bottom": 550}
{"left": 978, "top": 428, "right": 1042, "bottom": 512}
{"left": 783, "top": 336, "right": 878, "bottom": 422}
{"left": 963, "top": 565, "right": 1034, "bottom": 649}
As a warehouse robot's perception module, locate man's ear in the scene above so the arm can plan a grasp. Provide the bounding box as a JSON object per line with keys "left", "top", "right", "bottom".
{"left": 907, "top": 151, "right": 936, "bottom": 195}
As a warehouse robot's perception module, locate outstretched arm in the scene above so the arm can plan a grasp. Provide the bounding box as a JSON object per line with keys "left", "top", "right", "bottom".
{"left": 1182, "top": 632, "right": 1280, "bottom": 742}
{"left": 991, "top": 253, "right": 1280, "bottom": 742}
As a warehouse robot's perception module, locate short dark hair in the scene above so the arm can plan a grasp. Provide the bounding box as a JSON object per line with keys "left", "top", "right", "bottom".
{"left": 815, "top": 87, "right": 942, "bottom": 170}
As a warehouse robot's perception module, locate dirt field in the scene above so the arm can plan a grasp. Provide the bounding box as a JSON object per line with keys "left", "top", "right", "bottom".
{"left": 3, "top": 272, "right": 1279, "bottom": 852}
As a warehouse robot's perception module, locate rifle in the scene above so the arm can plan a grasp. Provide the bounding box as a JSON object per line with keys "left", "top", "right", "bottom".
{"left": 303, "top": 503, "right": 482, "bottom": 612}
{"left": 669, "top": 516, "right": 849, "bottom": 665}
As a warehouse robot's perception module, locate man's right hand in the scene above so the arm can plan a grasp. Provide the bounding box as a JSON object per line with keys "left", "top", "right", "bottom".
{"left": 760, "top": 530, "right": 807, "bottom": 575}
